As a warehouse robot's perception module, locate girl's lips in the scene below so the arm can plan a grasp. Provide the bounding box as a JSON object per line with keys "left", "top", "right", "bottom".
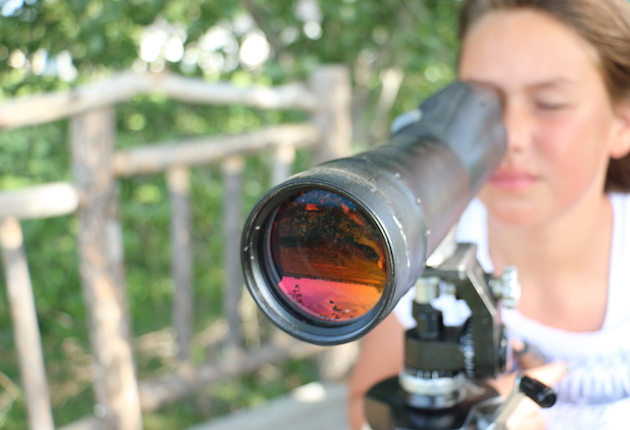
{"left": 489, "top": 171, "right": 538, "bottom": 192}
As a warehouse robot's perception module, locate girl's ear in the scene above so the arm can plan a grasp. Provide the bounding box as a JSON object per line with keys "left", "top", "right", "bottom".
{"left": 611, "top": 101, "right": 630, "bottom": 159}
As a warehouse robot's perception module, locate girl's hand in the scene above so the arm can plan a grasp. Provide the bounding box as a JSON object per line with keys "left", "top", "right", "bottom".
{"left": 491, "top": 360, "right": 568, "bottom": 430}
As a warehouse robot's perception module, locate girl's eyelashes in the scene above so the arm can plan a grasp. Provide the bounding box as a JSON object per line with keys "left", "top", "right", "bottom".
{"left": 533, "top": 100, "right": 570, "bottom": 111}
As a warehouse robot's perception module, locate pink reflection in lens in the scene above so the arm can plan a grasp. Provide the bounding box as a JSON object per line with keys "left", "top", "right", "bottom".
{"left": 278, "top": 276, "right": 382, "bottom": 321}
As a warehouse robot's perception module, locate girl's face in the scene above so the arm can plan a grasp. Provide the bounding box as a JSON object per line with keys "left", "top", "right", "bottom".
{"left": 459, "top": 9, "right": 630, "bottom": 226}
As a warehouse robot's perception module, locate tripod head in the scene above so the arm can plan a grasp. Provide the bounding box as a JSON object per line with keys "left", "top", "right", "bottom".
{"left": 240, "top": 82, "right": 556, "bottom": 429}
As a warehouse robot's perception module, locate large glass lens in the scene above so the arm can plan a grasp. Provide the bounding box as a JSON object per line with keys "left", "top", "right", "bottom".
{"left": 269, "top": 189, "right": 387, "bottom": 322}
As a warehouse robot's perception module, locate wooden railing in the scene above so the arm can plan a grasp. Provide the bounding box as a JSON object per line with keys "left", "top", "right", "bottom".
{"left": 0, "top": 65, "right": 352, "bottom": 430}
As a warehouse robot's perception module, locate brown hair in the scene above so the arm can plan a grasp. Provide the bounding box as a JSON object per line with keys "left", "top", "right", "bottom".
{"left": 459, "top": 0, "right": 630, "bottom": 191}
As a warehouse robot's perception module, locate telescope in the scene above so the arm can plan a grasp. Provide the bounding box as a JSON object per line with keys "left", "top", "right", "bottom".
{"left": 240, "top": 82, "right": 556, "bottom": 429}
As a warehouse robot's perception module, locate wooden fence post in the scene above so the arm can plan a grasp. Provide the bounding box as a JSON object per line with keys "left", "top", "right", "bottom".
{"left": 271, "top": 144, "right": 295, "bottom": 186}
{"left": 309, "top": 65, "right": 352, "bottom": 164}
{"left": 0, "top": 217, "right": 55, "bottom": 430}
{"left": 308, "top": 65, "right": 358, "bottom": 383}
{"left": 70, "top": 108, "right": 142, "bottom": 430}
{"left": 167, "top": 165, "right": 193, "bottom": 362}
{"left": 222, "top": 156, "right": 245, "bottom": 353}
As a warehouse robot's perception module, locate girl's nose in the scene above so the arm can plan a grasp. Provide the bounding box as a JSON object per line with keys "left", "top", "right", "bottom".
{"left": 503, "top": 102, "right": 532, "bottom": 155}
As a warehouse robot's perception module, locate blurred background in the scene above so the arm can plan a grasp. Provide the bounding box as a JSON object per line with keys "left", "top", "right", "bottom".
{"left": 0, "top": 0, "right": 461, "bottom": 429}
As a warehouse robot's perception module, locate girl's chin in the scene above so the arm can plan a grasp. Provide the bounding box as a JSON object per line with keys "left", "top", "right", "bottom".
{"left": 481, "top": 199, "right": 546, "bottom": 227}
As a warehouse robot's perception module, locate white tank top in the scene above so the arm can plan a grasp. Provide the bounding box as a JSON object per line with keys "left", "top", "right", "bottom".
{"left": 394, "top": 193, "right": 630, "bottom": 429}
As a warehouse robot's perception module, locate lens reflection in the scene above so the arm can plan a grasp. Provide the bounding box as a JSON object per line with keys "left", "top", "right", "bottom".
{"left": 269, "top": 190, "right": 387, "bottom": 322}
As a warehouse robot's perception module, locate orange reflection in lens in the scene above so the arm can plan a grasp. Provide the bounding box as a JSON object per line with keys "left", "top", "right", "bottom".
{"left": 270, "top": 190, "right": 387, "bottom": 322}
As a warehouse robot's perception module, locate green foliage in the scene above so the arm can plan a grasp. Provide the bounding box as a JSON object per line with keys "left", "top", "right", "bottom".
{"left": 0, "top": 0, "right": 460, "bottom": 112}
{"left": 0, "top": 108, "right": 314, "bottom": 429}
{"left": 0, "top": 0, "right": 462, "bottom": 428}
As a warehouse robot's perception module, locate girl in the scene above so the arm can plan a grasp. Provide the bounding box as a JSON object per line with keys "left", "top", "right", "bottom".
{"left": 348, "top": 0, "right": 630, "bottom": 429}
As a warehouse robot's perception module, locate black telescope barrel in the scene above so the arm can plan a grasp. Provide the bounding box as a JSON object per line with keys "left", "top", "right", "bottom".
{"left": 241, "top": 81, "right": 506, "bottom": 346}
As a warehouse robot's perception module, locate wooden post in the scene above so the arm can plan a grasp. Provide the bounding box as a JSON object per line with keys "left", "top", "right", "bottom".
{"left": 70, "top": 108, "right": 143, "bottom": 430}
{"left": 166, "top": 165, "right": 193, "bottom": 362}
{"left": 271, "top": 144, "right": 295, "bottom": 186}
{"left": 222, "top": 156, "right": 245, "bottom": 353}
{"left": 309, "top": 66, "right": 353, "bottom": 164}
{"left": 0, "top": 217, "right": 55, "bottom": 430}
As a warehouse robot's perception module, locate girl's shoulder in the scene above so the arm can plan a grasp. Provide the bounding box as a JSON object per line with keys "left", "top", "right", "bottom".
{"left": 609, "top": 191, "right": 630, "bottom": 217}
{"left": 606, "top": 192, "right": 630, "bottom": 328}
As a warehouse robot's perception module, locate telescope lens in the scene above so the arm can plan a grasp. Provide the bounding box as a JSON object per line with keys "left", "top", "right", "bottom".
{"left": 269, "top": 190, "right": 387, "bottom": 322}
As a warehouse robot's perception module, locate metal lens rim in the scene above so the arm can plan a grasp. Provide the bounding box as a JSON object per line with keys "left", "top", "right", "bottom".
{"left": 242, "top": 181, "right": 395, "bottom": 345}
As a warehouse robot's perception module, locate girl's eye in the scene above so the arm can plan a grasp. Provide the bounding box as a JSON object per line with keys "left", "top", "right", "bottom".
{"left": 535, "top": 101, "right": 568, "bottom": 110}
